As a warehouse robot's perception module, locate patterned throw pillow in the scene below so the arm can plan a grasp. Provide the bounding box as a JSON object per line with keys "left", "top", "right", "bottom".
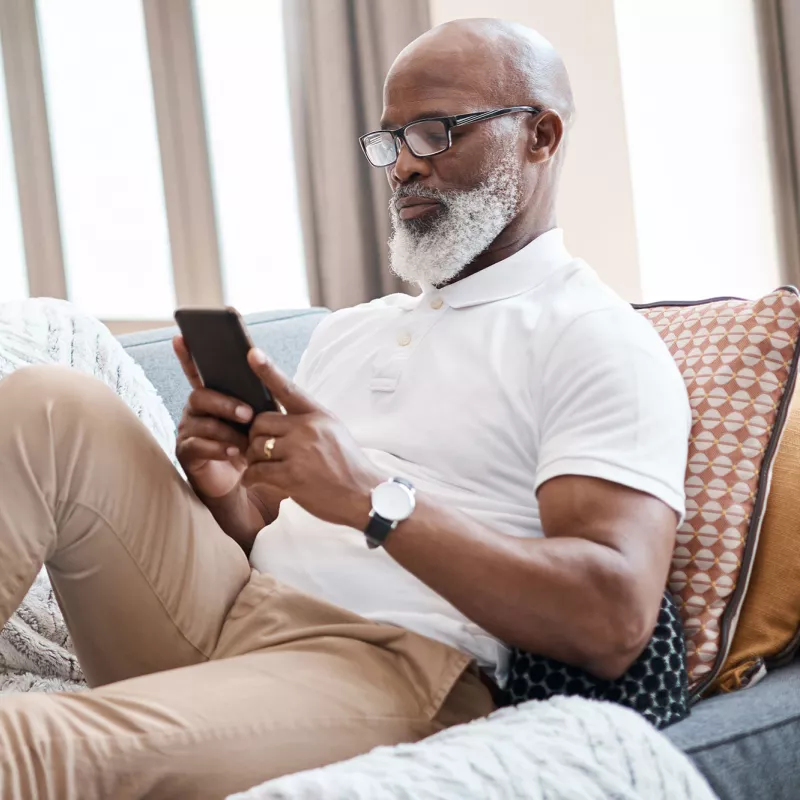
{"left": 635, "top": 289, "right": 800, "bottom": 697}
{"left": 507, "top": 591, "right": 688, "bottom": 730}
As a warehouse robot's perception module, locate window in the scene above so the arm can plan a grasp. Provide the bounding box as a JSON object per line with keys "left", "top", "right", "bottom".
{"left": 4, "top": 2, "right": 309, "bottom": 326}
{"left": 37, "top": 0, "right": 174, "bottom": 319}
{"left": 0, "top": 34, "right": 28, "bottom": 303}
{"left": 194, "top": 0, "right": 308, "bottom": 314}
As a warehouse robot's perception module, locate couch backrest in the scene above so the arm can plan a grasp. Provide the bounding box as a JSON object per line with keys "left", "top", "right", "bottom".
{"left": 119, "top": 309, "right": 329, "bottom": 425}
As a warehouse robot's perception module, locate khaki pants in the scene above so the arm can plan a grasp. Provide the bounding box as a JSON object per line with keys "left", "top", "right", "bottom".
{"left": 0, "top": 366, "right": 491, "bottom": 799}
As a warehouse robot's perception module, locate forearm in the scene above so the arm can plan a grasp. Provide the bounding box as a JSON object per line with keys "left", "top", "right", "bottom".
{"left": 366, "top": 496, "right": 654, "bottom": 679}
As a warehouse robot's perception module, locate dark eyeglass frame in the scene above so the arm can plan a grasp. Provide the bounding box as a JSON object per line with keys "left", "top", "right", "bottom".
{"left": 358, "top": 105, "right": 542, "bottom": 168}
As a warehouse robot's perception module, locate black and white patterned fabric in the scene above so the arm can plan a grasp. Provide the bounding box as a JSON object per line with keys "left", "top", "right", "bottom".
{"left": 506, "top": 591, "right": 689, "bottom": 730}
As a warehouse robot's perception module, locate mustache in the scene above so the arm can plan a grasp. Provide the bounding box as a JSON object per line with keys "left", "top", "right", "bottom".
{"left": 391, "top": 184, "right": 451, "bottom": 205}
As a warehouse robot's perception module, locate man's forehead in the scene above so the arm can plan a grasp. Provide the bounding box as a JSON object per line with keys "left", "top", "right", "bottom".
{"left": 381, "top": 65, "right": 490, "bottom": 129}
{"left": 380, "top": 89, "right": 481, "bottom": 129}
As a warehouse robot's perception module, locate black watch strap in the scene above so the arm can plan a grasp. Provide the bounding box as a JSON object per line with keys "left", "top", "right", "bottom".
{"left": 365, "top": 512, "right": 395, "bottom": 549}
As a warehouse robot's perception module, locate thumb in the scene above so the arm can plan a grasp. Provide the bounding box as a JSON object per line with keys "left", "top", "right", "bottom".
{"left": 247, "top": 348, "right": 317, "bottom": 414}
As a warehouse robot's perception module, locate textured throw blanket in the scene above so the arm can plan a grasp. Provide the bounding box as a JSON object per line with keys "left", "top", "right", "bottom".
{"left": 0, "top": 299, "right": 177, "bottom": 694}
{"left": 230, "top": 696, "right": 716, "bottom": 800}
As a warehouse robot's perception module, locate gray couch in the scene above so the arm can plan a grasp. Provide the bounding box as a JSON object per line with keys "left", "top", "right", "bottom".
{"left": 119, "top": 308, "right": 800, "bottom": 800}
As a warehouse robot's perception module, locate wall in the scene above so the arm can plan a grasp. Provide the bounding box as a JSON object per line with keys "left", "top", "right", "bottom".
{"left": 430, "top": 0, "right": 643, "bottom": 301}
{"left": 430, "top": 0, "right": 783, "bottom": 303}
{"left": 614, "top": 0, "right": 781, "bottom": 301}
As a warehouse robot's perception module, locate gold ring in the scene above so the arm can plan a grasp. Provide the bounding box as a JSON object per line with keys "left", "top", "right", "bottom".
{"left": 263, "top": 437, "right": 276, "bottom": 460}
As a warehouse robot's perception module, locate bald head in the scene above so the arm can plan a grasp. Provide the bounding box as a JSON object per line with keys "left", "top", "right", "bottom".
{"left": 387, "top": 19, "right": 575, "bottom": 129}
{"left": 379, "top": 19, "right": 574, "bottom": 287}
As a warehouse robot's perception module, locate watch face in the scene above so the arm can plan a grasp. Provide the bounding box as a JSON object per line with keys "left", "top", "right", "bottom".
{"left": 372, "top": 481, "right": 415, "bottom": 521}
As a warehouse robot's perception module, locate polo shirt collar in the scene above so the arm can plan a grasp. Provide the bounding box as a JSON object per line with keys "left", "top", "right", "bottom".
{"left": 420, "top": 228, "right": 573, "bottom": 309}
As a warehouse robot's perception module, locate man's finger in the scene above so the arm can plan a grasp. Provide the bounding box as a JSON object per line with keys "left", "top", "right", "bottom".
{"left": 181, "top": 416, "right": 250, "bottom": 451}
{"left": 179, "top": 437, "right": 236, "bottom": 462}
{"left": 247, "top": 435, "right": 286, "bottom": 465}
{"left": 249, "top": 411, "right": 293, "bottom": 439}
{"left": 173, "top": 336, "right": 203, "bottom": 390}
{"left": 247, "top": 348, "right": 317, "bottom": 414}
{"left": 188, "top": 387, "right": 253, "bottom": 424}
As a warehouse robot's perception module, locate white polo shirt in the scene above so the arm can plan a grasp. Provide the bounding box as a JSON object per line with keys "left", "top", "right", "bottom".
{"left": 249, "top": 229, "right": 691, "bottom": 684}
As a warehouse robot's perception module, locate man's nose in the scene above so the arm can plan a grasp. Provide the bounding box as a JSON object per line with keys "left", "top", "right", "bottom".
{"left": 389, "top": 140, "right": 433, "bottom": 185}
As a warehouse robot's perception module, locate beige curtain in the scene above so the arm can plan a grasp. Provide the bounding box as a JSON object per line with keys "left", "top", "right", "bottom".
{"left": 283, "top": 0, "right": 430, "bottom": 310}
{"left": 757, "top": 0, "right": 800, "bottom": 285}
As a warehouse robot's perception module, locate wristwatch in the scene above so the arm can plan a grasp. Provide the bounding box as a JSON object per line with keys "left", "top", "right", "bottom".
{"left": 364, "top": 477, "right": 416, "bottom": 549}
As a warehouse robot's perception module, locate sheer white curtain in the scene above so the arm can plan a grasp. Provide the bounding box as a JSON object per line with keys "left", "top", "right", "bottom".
{"left": 1, "top": 1, "right": 312, "bottom": 330}
{"left": 37, "top": 0, "right": 174, "bottom": 320}
{"left": 194, "top": 0, "right": 307, "bottom": 314}
{"left": 0, "top": 35, "right": 28, "bottom": 303}
{"left": 283, "top": 0, "right": 430, "bottom": 309}
{"left": 756, "top": 0, "right": 800, "bottom": 287}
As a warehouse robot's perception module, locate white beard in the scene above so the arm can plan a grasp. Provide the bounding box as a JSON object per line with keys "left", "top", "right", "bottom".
{"left": 388, "top": 150, "right": 523, "bottom": 287}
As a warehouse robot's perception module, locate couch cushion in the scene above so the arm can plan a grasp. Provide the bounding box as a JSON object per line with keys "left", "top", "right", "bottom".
{"left": 714, "top": 385, "right": 800, "bottom": 692}
{"left": 666, "top": 659, "right": 800, "bottom": 800}
{"left": 119, "top": 309, "right": 329, "bottom": 425}
{"left": 636, "top": 290, "right": 800, "bottom": 697}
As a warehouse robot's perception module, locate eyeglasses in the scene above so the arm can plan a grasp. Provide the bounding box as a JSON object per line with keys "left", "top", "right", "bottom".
{"left": 358, "top": 106, "right": 541, "bottom": 169}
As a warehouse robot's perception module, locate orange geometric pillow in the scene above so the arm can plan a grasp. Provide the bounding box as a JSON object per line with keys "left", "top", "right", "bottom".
{"left": 635, "top": 288, "right": 800, "bottom": 697}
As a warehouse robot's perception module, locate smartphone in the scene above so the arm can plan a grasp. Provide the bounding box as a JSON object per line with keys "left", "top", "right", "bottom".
{"left": 174, "top": 306, "right": 280, "bottom": 434}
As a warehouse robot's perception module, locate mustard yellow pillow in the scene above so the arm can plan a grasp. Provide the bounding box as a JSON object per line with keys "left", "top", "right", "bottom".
{"left": 713, "top": 387, "right": 800, "bottom": 692}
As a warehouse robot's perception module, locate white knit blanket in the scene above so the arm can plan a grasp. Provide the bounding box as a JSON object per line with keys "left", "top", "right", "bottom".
{"left": 0, "top": 298, "right": 177, "bottom": 694}
{"left": 230, "top": 696, "right": 716, "bottom": 800}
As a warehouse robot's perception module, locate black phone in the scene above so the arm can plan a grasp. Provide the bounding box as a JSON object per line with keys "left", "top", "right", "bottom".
{"left": 174, "top": 306, "right": 280, "bottom": 434}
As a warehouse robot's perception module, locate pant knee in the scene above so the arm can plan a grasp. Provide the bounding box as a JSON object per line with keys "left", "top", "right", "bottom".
{"left": 0, "top": 364, "right": 121, "bottom": 426}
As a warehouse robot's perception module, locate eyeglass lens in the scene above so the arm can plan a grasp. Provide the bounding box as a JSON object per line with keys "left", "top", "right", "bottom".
{"left": 362, "top": 131, "right": 397, "bottom": 168}
{"left": 404, "top": 119, "right": 449, "bottom": 158}
{"left": 363, "top": 119, "right": 450, "bottom": 167}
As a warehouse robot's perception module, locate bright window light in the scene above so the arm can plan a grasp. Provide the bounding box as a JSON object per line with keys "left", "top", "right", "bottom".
{"left": 194, "top": 0, "right": 308, "bottom": 314}
{"left": 37, "top": 0, "right": 175, "bottom": 319}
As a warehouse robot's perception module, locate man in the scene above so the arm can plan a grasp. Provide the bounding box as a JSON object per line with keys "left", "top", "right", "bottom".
{"left": 0, "top": 18, "right": 690, "bottom": 800}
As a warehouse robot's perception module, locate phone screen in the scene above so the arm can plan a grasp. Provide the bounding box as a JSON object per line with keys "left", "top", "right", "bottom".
{"left": 174, "top": 307, "right": 279, "bottom": 433}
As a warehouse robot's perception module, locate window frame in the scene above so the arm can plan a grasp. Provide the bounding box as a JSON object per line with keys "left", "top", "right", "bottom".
{"left": 0, "top": 0, "right": 230, "bottom": 332}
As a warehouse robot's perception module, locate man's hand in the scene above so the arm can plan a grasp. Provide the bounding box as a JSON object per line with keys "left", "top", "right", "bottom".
{"left": 173, "top": 335, "right": 253, "bottom": 499}
{"left": 242, "top": 348, "right": 383, "bottom": 529}
{"left": 173, "top": 336, "right": 275, "bottom": 551}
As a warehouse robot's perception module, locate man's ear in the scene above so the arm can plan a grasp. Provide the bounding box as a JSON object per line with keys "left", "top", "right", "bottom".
{"left": 527, "top": 110, "right": 564, "bottom": 165}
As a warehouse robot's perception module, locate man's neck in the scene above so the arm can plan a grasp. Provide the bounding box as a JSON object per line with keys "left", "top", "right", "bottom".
{"left": 438, "top": 219, "right": 557, "bottom": 288}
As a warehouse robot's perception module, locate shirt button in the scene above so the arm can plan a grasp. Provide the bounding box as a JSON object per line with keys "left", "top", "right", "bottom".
{"left": 397, "top": 332, "right": 412, "bottom": 347}
{"left": 430, "top": 297, "right": 444, "bottom": 310}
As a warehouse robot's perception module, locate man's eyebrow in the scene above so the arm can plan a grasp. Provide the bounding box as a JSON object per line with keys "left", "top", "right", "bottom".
{"left": 379, "top": 110, "right": 454, "bottom": 130}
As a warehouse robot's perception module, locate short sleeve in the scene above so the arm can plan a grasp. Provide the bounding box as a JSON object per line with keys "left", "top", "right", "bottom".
{"left": 534, "top": 307, "right": 691, "bottom": 518}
